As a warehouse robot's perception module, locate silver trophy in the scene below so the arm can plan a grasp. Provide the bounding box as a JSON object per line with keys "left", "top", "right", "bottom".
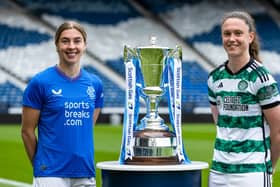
{"left": 121, "top": 36, "right": 184, "bottom": 165}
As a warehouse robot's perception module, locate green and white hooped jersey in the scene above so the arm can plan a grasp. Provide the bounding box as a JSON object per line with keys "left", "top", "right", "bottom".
{"left": 208, "top": 58, "right": 280, "bottom": 174}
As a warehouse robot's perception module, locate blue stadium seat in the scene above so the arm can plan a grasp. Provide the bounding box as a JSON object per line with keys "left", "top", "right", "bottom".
{"left": 17, "top": 0, "right": 141, "bottom": 25}
{"left": 0, "top": 82, "right": 23, "bottom": 110}
{"left": 0, "top": 23, "right": 51, "bottom": 49}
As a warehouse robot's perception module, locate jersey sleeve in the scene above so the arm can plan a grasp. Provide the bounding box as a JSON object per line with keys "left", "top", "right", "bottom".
{"left": 22, "top": 77, "right": 44, "bottom": 110}
{"left": 256, "top": 73, "right": 280, "bottom": 109}
{"left": 207, "top": 75, "right": 217, "bottom": 105}
{"left": 94, "top": 76, "right": 104, "bottom": 108}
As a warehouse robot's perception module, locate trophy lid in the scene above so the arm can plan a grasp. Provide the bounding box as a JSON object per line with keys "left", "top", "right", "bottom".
{"left": 137, "top": 35, "right": 169, "bottom": 49}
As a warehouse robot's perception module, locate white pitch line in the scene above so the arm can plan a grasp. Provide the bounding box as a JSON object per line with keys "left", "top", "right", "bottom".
{"left": 0, "top": 178, "right": 32, "bottom": 187}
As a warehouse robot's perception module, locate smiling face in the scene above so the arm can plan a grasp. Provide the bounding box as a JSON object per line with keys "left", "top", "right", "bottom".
{"left": 56, "top": 28, "right": 86, "bottom": 66}
{"left": 221, "top": 17, "right": 254, "bottom": 59}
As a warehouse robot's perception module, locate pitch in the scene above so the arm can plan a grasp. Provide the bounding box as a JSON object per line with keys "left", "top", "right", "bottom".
{"left": 0, "top": 124, "right": 279, "bottom": 187}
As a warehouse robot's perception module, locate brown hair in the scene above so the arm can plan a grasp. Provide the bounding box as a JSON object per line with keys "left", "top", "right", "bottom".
{"left": 221, "top": 11, "right": 261, "bottom": 62}
{"left": 55, "top": 21, "right": 87, "bottom": 45}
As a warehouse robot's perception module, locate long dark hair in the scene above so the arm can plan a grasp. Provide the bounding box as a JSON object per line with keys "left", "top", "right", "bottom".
{"left": 221, "top": 11, "right": 261, "bottom": 62}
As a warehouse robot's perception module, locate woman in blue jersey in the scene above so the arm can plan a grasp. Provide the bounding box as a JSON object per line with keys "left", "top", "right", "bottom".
{"left": 21, "top": 21, "right": 103, "bottom": 187}
{"left": 207, "top": 11, "right": 280, "bottom": 187}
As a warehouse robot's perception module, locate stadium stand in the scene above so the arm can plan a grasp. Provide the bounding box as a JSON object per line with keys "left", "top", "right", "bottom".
{"left": 129, "top": 0, "right": 280, "bottom": 110}
{"left": 0, "top": 0, "right": 280, "bottom": 123}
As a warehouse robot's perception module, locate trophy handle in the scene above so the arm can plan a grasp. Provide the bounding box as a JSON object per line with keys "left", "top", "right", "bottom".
{"left": 124, "top": 45, "right": 137, "bottom": 63}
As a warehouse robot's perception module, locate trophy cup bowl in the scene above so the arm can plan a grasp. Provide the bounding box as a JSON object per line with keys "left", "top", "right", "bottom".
{"left": 124, "top": 43, "right": 180, "bottom": 165}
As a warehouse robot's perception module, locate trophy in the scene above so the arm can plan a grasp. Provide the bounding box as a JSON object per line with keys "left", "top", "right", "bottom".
{"left": 119, "top": 36, "right": 190, "bottom": 165}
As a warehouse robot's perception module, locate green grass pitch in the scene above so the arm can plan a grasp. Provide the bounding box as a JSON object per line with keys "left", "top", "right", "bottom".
{"left": 0, "top": 124, "right": 279, "bottom": 187}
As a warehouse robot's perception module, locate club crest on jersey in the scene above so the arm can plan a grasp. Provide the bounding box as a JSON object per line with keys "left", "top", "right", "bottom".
{"left": 238, "top": 80, "right": 248, "bottom": 91}
{"left": 87, "top": 86, "right": 96, "bottom": 100}
{"left": 51, "top": 89, "right": 62, "bottom": 96}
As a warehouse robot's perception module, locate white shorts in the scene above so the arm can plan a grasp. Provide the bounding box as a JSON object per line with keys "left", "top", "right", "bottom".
{"left": 32, "top": 177, "right": 96, "bottom": 187}
{"left": 208, "top": 170, "right": 272, "bottom": 187}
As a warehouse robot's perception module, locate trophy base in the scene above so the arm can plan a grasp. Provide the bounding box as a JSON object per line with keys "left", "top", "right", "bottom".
{"left": 124, "top": 129, "right": 181, "bottom": 165}
{"left": 124, "top": 156, "right": 180, "bottom": 165}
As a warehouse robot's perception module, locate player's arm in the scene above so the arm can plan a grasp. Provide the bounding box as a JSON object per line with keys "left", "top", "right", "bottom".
{"left": 21, "top": 106, "right": 40, "bottom": 164}
{"left": 263, "top": 104, "right": 280, "bottom": 171}
{"left": 210, "top": 104, "right": 219, "bottom": 124}
{"left": 93, "top": 108, "right": 101, "bottom": 125}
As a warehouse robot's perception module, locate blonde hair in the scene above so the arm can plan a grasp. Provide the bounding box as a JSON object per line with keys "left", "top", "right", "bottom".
{"left": 55, "top": 21, "right": 87, "bottom": 45}
{"left": 222, "top": 11, "right": 261, "bottom": 62}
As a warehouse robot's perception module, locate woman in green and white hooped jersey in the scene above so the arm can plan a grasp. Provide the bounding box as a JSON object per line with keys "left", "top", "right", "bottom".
{"left": 207, "top": 11, "right": 280, "bottom": 187}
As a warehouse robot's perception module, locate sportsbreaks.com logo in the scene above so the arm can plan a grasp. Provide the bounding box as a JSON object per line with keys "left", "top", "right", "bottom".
{"left": 64, "top": 101, "right": 90, "bottom": 126}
